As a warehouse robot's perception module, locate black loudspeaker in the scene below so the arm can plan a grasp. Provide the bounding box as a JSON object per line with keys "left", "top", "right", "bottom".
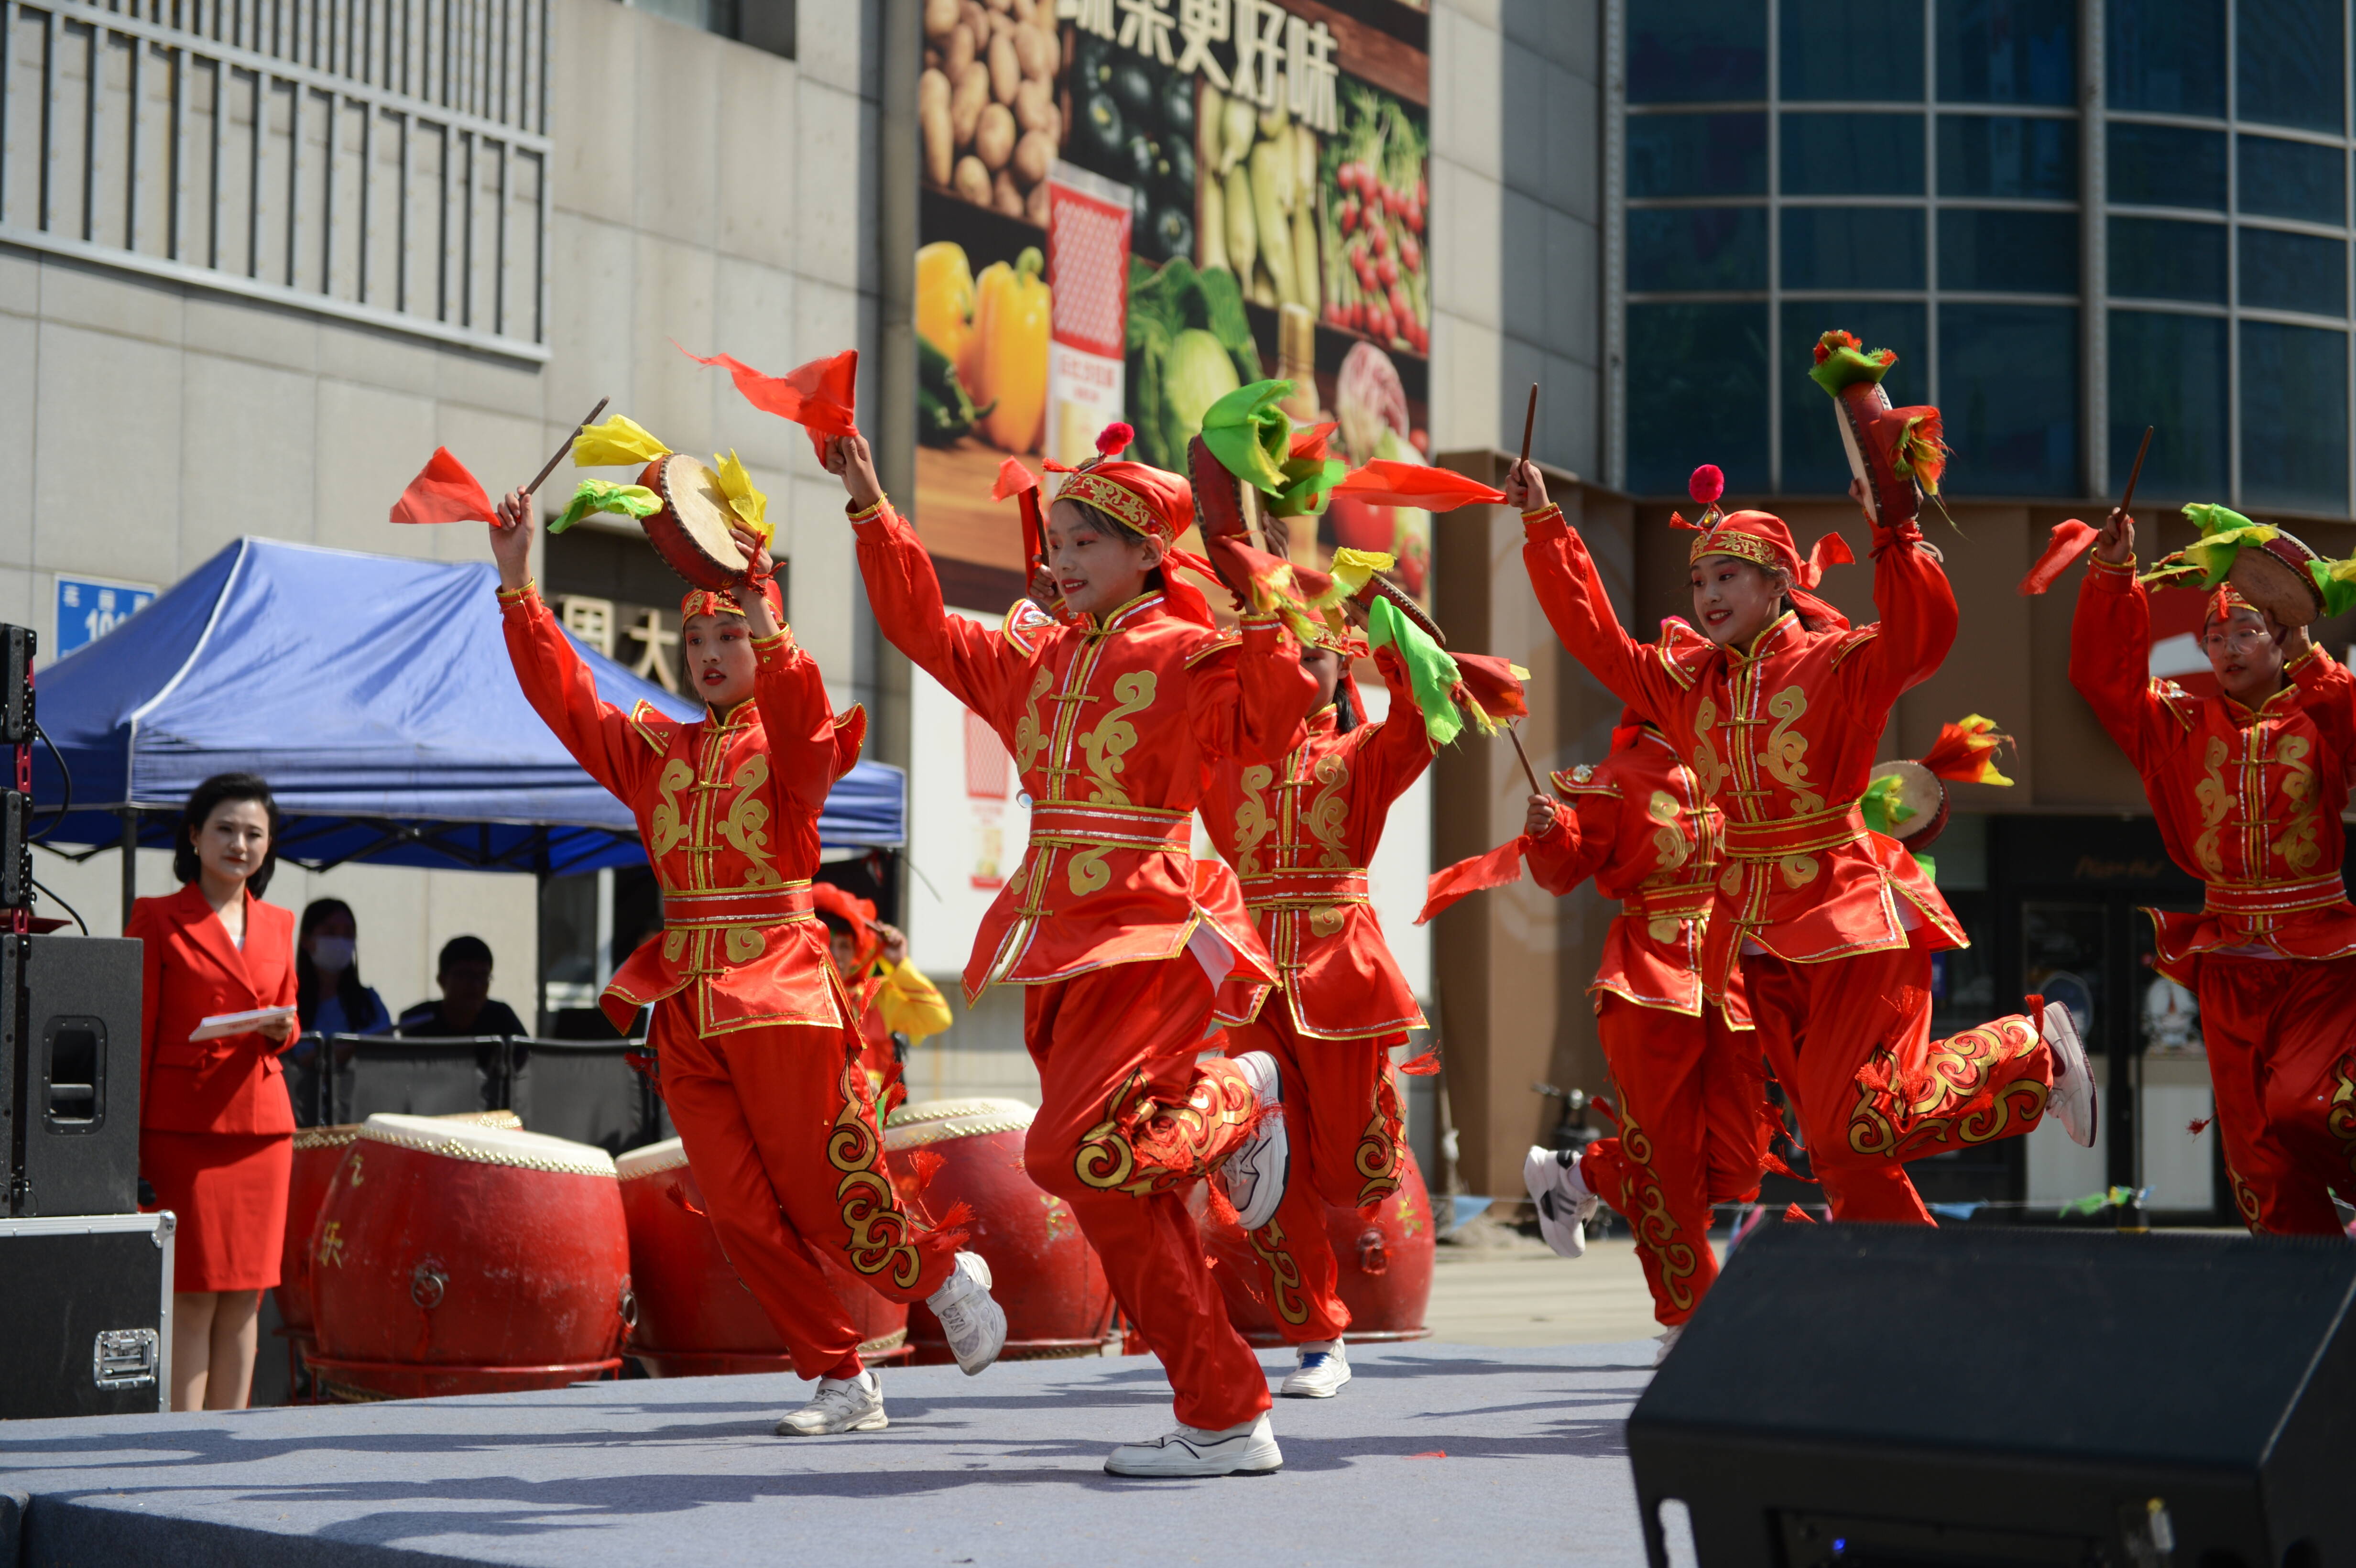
{"left": 3, "top": 935, "right": 144, "bottom": 1217}
{"left": 1629, "top": 1224, "right": 2356, "bottom": 1568}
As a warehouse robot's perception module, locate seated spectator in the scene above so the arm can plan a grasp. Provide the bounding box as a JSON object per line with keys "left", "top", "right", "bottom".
{"left": 399, "top": 935, "right": 529, "bottom": 1046}
{"left": 289, "top": 897, "right": 392, "bottom": 1125}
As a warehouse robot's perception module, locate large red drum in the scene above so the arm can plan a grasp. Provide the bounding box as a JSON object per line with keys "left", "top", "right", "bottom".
{"left": 278, "top": 1111, "right": 523, "bottom": 1339}
{"left": 1198, "top": 1145, "right": 1437, "bottom": 1346}
{"left": 615, "top": 1137, "right": 909, "bottom": 1377}
{"left": 308, "top": 1114, "right": 632, "bottom": 1401}
{"left": 882, "top": 1098, "right": 1118, "bottom": 1361}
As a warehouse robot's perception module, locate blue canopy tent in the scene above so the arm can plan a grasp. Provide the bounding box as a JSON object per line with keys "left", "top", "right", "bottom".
{"left": 30, "top": 537, "right": 905, "bottom": 919}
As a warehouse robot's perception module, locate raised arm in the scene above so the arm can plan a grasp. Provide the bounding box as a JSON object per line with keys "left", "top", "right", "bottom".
{"left": 1848, "top": 509, "right": 1960, "bottom": 709}
{"left": 2066, "top": 518, "right": 2175, "bottom": 770}
{"left": 1349, "top": 645, "right": 1439, "bottom": 802}
{"left": 1507, "top": 464, "right": 1674, "bottom": 718}
{"left": 1524, "top": 788, "right": 1616, "bottom": 897}
{"left": 1190, "top": 616, "right": 1321, "bottom": 763}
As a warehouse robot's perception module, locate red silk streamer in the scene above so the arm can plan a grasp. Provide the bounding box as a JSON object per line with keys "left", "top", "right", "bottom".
{"left": 1452, "top": 653, "right": 1529, "bottom": 722}
{"left": 1799, "top": 531, "right": 1854, "bottom": 589}
{"left": 676, "top": 344, "right": 860, "bottom": 461}
{"left": 1291, "top": 421, "right": 1341, "bottom": 461}
{"left": 1331, "top": 460, "right": 1508, "bottom": 512}
{"left": 390, "top": 447, "right": 495, "bottom": 525}
{"left": 1781, "top": 1203, "right": 1818, "bottom": 1225}
{"left": 2018, "top": 519, "right": 2099, "bottom": 596}
{"left": 1417, "top": 838, "right": 1529, "bottom": 925}
{"left": 993, "top": 457, "right": 1047, "bottom": 572}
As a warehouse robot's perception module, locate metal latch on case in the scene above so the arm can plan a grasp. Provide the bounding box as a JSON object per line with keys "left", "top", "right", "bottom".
{"left": 93, "top": 1328, "right": 160, "bottom": 1389}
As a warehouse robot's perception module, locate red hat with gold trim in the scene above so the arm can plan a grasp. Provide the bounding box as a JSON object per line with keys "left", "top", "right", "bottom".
{"left": 679, "top": 577, "right": 783, "bottom": 623}
{"left": 1045, "top": 424, "right": 1221, "bottom": 626}
{"left": 1672, "top": 465, "right": 1856, "bottom": 629}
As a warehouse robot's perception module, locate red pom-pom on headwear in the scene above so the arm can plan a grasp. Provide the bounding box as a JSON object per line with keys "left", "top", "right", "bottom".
{"left": 1097, "top": 422, "right": 1136, "bottom": 458}
{"left": 1688, "top": 464, "right": 1724, "bottom": 506}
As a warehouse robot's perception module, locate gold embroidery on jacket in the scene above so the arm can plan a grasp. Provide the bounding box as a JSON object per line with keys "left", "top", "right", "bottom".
{"left": 1233, "top": 764, "right": 1277, "bottom": 875}
{"left": 1079, "top": 671, "right": 1157, "bottom": 804}
{"left": 717, "top": 754, "right": 783, "bottom": 886}
{"left": 1304, "top": 753, "right": 1352, "bottom": 868}
{"left": 650, "top": 758, "right": 695, "bottom": 858}
{"left": 2193, "top": 734, "right": 2232, "bottom": 877}
{"left": 725, "top": 927, "right": 765, "bottom": 964}
{"left": 1646, "top": 789, "right": 1691, "bottom": 873}
{"left": 1012, "top": 666, "right": 1055, "bottom": 775}
{"left": 1762, "top": 685, "right": 1823, "bottom": 813}
{"left": 1067, "top": 845, "right": 1113, "bottom": 896}
{"left": 2273, "top": 733, "right": 2321, "bottom": 873}
{"left": 1689, "top": 697, "right": 1729, "bottom": 800}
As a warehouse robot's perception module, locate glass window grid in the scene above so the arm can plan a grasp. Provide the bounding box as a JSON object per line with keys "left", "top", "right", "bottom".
{"left": 1612, "top": 0, "right": 2080, "bottom": 497}
{"left": 1604, "top": 0, "right": 2356, "bottom": 517}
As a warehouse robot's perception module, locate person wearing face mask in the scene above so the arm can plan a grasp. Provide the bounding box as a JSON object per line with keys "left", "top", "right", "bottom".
{"left": 1508, "top": 455, "right": 2094, "bottom": 1229}
{"left": 287, "top": 898, "right": 392, "bottom": 1123}
{"left": 2070, "top": 506, "right": 2356, "bottom": 1235}
{"left": 129, "top": 772, "right": 301, "bottom": 1411}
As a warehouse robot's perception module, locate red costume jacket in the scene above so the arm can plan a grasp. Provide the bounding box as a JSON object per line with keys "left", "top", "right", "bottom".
{"left": 1525, "top": 726, "right": 1752, "bottom": 1026}
{"left": 1523, "top": 507, "right": 1965, "bottom": 1000}
{"left": 2069, "top": 555, "right": 2356, "bottom": 976}
{"left": 502, "top": 584, "right": 858, "bottom": 1036}
{"left": 131, "top": 883, "right": 300, "bottom": 1135}
{"left": 852, "top": 499, "right": 1316, "bottom": 1002}
{"left": 1199, "top": 654, "right": 1431, "bottom": 1040}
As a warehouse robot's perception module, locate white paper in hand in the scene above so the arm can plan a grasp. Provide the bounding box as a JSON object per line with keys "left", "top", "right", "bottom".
{"left": 188, "top": 1006, "right": 296, "bottom": 1043}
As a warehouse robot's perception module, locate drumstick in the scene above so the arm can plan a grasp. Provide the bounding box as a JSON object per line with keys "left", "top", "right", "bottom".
{"left": 1519, "top": 382, "right": 1538, "bottom": 468}
{"left": 2114, "top": 425, "right": 2153, "bottom": 524}
{"left": 1505, "top": 724, "right": 1544, "bottom": 798}
{"left": 524, "top": 397, "right": 611, "bottom": 499}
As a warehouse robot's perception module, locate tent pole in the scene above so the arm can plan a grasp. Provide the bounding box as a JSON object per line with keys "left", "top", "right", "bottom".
{"left": 120, "top": 811, "right": 138, "bottom": 935}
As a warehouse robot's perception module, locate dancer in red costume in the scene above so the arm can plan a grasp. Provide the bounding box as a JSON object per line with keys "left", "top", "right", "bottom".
{"left": 488, "top": 488, "right": 1005, "bottom": 1437}
{"left": 1198, "top": 629, "right": 1431, "bottom": 1400}
{"left": 1510, "top": 461, "right": 2094, "bottom": 1224}
{"left": 814, "top": 883, "right": 951, "bottom": 1112}
{"left": 2070, "top": 506, "right": 2356, "bottom": 1235}
{"left": 1427, "top": 711, "right": 1763, "bottom": 1360}
{"left": 831, "top": 423, "right": 1318, "bottom": 1477}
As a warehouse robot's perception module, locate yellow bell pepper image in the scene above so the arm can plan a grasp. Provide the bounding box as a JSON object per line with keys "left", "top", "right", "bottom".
{"left": 915, "top": 241, "right": 976, "bottom": 367}
{"left": 971, "top": 246, "right": 1050, "bottom": 454}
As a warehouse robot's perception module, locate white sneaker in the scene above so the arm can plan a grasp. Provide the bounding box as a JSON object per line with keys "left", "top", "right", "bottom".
{"left": 1524, "top": 1144, "right": 1599, "bottom": 1258}
{"left": 1278, "top": 1340, "right": 1350, "bottom": 1399}
{"left": 1103, "top": 1412, "right": 1283, "bottom": 1477}
{"left": 1215, "top": 1051, "right": 1290, "bottom": 1232}
{"left": 925, "top": 1251, "right": 1008, "bottom": 1375}
{"left": 1653, "top": 1325, "right": 1683, "bottom": 1367}
{"left": 774, "top": 1369, "right": 886, "bottom": 1435}
{"left": 2042, "top": 1001, "right": 2097, "bottom": 1148}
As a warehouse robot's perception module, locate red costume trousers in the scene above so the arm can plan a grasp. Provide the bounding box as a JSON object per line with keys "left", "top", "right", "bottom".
{"left": 2196, "top": 955, "right": 2356, "bottom": 1236}
{"left": 1579, "top": 996, "right": 1766, "bottom": 1328}
{"left": 1021, "top": 956, "right": 1272, "bottom": 1431}
{"left": 1744, "top": 938, "right": 2051, "bottom": 1224}
{"left": 653, "top": 999, "right": 960, "bottom": 1383}
{"left": 1221, "top": 1009, "right": 1407, "bottom": 1344}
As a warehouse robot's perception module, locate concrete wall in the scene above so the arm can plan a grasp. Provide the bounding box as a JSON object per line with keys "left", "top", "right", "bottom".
{"left": 10, "top": 0, "right": 886, "bottom": 1014}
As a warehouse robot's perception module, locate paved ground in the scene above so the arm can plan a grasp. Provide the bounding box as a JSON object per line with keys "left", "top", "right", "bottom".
{"left": 1428, "top": 1235, "right": 1671, "bottom": 1349}
{"left": 0, "top": 1343, "right": 1657, "bottom": 1568}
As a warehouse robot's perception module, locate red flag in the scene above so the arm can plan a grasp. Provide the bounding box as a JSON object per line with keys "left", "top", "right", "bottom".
{"left": 1451, "top": 653, "right": 1529, "bottom": 723}
{"left": 1416, "top": 838, "right": 1528, "bottom": 924}
{"left": 1331, "top": 461, "right": 1507, "bottom": 512}
{"left": 676, "top": 344, "right": 859, "bottom": 460}
{"left": 2018, "top": 518, "right": 2099, "bottom": 595}
{"left": 390, "top": 447, "right": 495, "bottom": 525}
{"left": 991, "top": 457, "right": 1038, "bottom": 500}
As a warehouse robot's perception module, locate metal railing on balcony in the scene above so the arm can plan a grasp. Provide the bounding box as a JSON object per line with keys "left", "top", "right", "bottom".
{"left": 0, "top": 0, "right": 550, "bottom": 358}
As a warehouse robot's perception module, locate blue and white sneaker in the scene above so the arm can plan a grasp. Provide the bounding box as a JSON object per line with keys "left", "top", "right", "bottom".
{"left": 1279, "top": 1340, "right": 1351, "bottom": 1398}
{"left": 1524, "top": 1144, "right": 1599, "bottom": 1259}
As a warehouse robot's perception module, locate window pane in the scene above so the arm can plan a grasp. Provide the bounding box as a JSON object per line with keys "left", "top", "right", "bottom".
{"left": 2241, "top": 321, "right": 2349, "bottom": 512}
{"left": 2106, "top": 122, "right": 2228, "bottom": 211}
{"left": 1627, "top": 304, "right": 1769, "bottom": 495}
{"left": 2108, "top": 312, "right": 2228, "bottom": 500}
{"left": 1781, "top": 0, "right": 1924, "bottom": 102}
{"left": 2106, "top": 0, "right": 2225, "bottom": 116}
{"left": 1781, "top": 113, "right": 1927, "bottom": 196}
{"left": 1629, "top": 0, "right": 1766, "bottom": 104}
{"left": 2238, "top": 136, "right": 2345, "bottom": 226}
{"left": 1940, "top": 303, "right": 2079, "bottom": 495}
{"left": 2238, "top": 0, "right": 2344, "bottom": 135}
{"left": 1940, "top": 208, "right": 2079, "bottom": 294}
{"left": 2108, "top": 217, "right": 2229, "bottom": 303}
{"left": 1783, "top": 208, "right": 1928, "bottom": 290}
{"left": 1938, "top": 114, "right": 2077, "bottom": 199}
{"left": 2239, "top": 228, "right": 2347, "bottom": 317}
{"left": 1627, "top": 113, "right": 1769, "bottom": 199}
{"left": 1628, "top": 209, "right": 1768, "bottom": 293}
{"left": 1781, "top": 302, "right": 1930, "bottom": 494}
{"left": 1937, "top": 0, "right": 2075, "bottom": 106}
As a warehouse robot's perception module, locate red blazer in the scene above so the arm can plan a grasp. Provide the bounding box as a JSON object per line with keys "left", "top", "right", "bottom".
{"left": 130, "top": 882, "right": 300, "bottom": 1137}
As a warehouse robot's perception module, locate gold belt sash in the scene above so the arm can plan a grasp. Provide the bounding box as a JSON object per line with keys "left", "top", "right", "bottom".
{"left": 2203, "top": 872, "right": 2347, "bottom": 918}
{"left": 1025, "top": 801, "right": 1193, "bottom": 852}
{"left": 661, "top": 881, "right": 817, "bottom": 931}
{"left": 1720, "top": 802, "right": 1867, "bottom": 861}
{"left": 1241, "top": 868, "right": 1370, "bottom": 908}
{"left": 1621, "top": 880, "right": 1715, "bottom": 920}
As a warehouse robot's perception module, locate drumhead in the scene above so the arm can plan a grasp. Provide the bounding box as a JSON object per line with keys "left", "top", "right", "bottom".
{"left": 360, "top": 1113, "right": 617, "bottom": 1176}
{"left": 615, "top": 1138, "right": 689, "bottom": 1182}
{"left": 2228, "top": 534, "right": 2325, "bottom": 626}
{"left": 654, "top": 455, "right": 751, "bottom": 575}
{"left": 883, "top": 1097, "right": 1036, "bottom": 1151}
{"left": 1867, "top": 759, "right": 1947, "bottom": 843}
{"left": 294, "top": 1109, "right": 521, "bottom": 1154}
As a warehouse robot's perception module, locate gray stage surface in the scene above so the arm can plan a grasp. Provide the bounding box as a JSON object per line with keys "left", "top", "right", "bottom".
{"left": 0, "top": 1342, "right": 1654, "bottom": 1568}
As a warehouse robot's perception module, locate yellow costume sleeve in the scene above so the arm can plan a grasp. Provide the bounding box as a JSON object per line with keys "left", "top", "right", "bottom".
{"left": 873, "top": 959, "right": 952, "bottom": 1044}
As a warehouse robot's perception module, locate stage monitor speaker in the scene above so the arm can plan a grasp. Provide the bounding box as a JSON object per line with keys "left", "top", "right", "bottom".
{"left": 1629, "top": 1224, "right": 2355, "bottom": 1568}
{"left": 4, "top": 935, "right": 144, "bottom": 1218}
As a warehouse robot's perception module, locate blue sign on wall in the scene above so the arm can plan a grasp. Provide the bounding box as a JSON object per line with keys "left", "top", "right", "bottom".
{"left": 54, "top": 576, "right": 158, "bottom": 659}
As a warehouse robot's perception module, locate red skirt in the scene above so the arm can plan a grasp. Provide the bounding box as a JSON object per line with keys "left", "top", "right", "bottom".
{"left": 141, "top": 1130, "right": 292, "bottom": 1293}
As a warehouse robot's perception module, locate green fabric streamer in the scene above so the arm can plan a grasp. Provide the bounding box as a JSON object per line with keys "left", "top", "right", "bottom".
{"left": 553, "top": 479, "right": 659, "bottom": 534}
{"left": 2140, "top": 502, "right": 2278, "bottom": 591}
{"left": 1199, "top": 380, "right": 1296, "bottom": 496}
{"left": 1806, "top": 332, "right": 1897, "bottom": 397}
{"left": 1268, "top": 454, "right": 1346, "bottom": 518}
{"left": 2308, "top": 558, "right": 2356, "bottom": 619}
{"left": 1857, "top": 775, "right": 1915, "bottom": 838}
{"left": 1367, "top": 596, "right": 1464, "bottom": 748}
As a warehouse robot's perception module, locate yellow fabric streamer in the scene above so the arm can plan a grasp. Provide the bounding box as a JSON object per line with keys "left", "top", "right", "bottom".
{"left": 1309, "top": 547, "right": 1396, "bottom": 610}
{"left": 712, "top": 450, "right": 772, "bottom": 544}
{"left": 573, "top": 414, "right": 671, "bottom": 468}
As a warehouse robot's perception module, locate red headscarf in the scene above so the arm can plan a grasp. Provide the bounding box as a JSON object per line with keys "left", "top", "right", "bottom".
{"left": 1046, "top": 424, "right": 1217, "bottom": 626}
{"left": 679, "top": 578, "right": 784, "bottom": 624}
{"left": 1679, "top": 508, "right": 1854, "bottom": 632}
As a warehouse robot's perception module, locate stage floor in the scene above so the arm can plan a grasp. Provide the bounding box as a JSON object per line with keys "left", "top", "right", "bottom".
{"left": 0, "top": 1342, "right": 1654, "bottom": 1568}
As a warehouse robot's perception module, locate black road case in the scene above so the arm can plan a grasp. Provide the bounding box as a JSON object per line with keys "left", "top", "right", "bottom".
{"left": 0, "top": 1211, "right": 173, "bottom": 1418}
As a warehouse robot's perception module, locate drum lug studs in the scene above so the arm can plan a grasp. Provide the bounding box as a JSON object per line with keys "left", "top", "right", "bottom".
{"left": 411, "top": 1259, "right": 448, "bottom": 1310}
{"left": 1357, "top": 1231, "right": 1388, "bottom": 1276}
{"left": 618, "top": 1277, "right": 639, "bottom": 1335}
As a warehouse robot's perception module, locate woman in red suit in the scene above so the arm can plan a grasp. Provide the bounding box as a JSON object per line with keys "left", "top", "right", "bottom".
{"left": 129, "top": 772, "right": 300, "bottom": 1411}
